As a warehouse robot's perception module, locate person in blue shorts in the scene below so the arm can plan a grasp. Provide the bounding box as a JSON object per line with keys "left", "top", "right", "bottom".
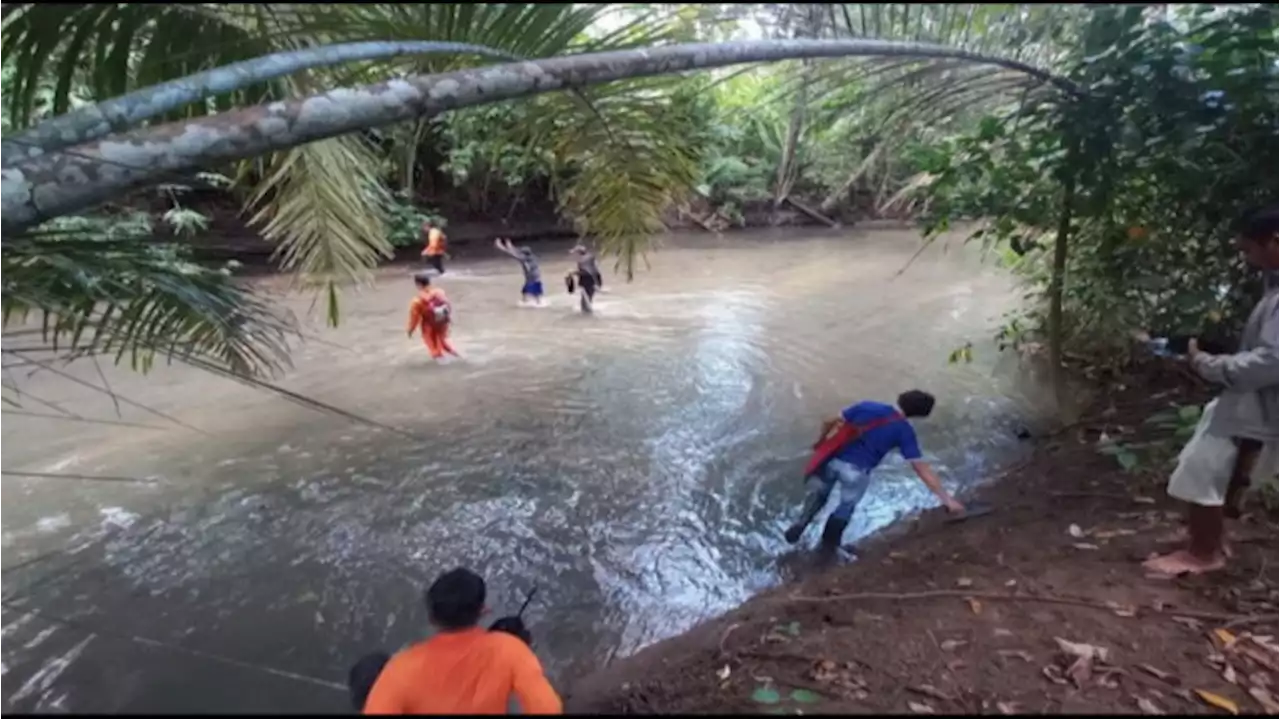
{"left": 495, "top": 238, "right": 544, "bottom": 307}
{"left": 784, "top": 390, "right": 965, "bottom": 550}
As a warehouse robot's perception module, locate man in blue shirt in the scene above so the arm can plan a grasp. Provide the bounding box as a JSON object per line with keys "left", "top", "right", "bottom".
{"left": 784, "top": 390, "right": 965, "bottom": 550}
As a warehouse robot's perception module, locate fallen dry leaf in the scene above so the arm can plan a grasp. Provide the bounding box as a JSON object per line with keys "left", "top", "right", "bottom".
{"left": 1138, "top": 663, "right": 1179, "bottom": 685}
{"left": 1246, "top": 686, "right": 1279, "bottom": 714}
{"left": 955, "top": 577, "right": 973, "bottom": 588}
{"left": 716, "top": 664, "right": 731, "bottom": 681}
{"left": 945, "top": 659, "right": 967, "bottom": 673}
{"left": 1042, "top": 664, "right": 1069, "bottom": 685}
{"left": 1055, "top": 637, "right": 1111, "bottom": 663}
{"left": 966, "top": 598, "right": 983, "bottom": 615}
{"left": 1004, "top": 579, "right": 1017, "bottom": 587}
{"left": 1105, "top": 600, "right": 1138, "bottom": 618}
{"left": 1093, "top": 528, "right": 1138, "bottom": 539}
{"left": 1136, "top": 696, "right": 1164, "bottom": 715}
{"left": 1213, "top": 628, "right": 1238, "bottom": 649}
{"left": 1194, "top": 689, "right": 1240, "bottom": 715}
{"left": 995, "top": 701, "right": 1020, "bottom": 715}
{"left": 906, "top": 700, "right": 936, "bottom": 714}
{"left": 939, "top": 639, "right": 968, "bottom": 652}
{"left": 1072, "top": 542, "right": 1101, "bottom": 550}
{"left": 1222, "top": 663, "right": 1238, "bottom": 685}
{"left": 1171, "top": 616, "right": 1204, "bottom": 630}
{"left": 1132, "top": 495, "right": 1156, "bottom": 504}
{"left": 1067, "top": 523, "right": 1086, "bottom": 538}
{"left": 1238, "top": 643, "right": 1280, "bottom": 672}
{"left": 998, "top": 649, "right": 1034, "bottom": 663}
{"left": 907, "top": 685, "right": 952, "bottom": 702}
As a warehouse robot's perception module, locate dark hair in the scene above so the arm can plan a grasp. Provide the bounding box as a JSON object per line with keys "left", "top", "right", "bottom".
{"left": 1237, "top": 207, "right": 1278, "bottom": 243}
{"left": 425, "top": 567, "right": 486, "bottom": 629}
{"left": 897, "top": 390, "right": 936, "bottom": 418}
{"left": 413, "top": 272, "right": 433, "bottom": 288}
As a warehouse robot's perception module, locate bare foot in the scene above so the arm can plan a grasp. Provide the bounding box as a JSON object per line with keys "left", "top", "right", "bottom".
{"left": 1142, "top": 549, "right": 1225, "bottom": 576}
{"left": 1155, "top": 529, "right": 1233, "bottom": 558}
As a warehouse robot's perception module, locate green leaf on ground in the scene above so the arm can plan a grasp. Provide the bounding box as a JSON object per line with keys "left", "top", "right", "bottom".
{"left": 784, "top": 621, "right": 801, "bottom": 636}
{"left": 790, "top": 689, "right": 822, "bottom": 704}
{"left": 752, "top": 687, "right": 782, "bottom": 704}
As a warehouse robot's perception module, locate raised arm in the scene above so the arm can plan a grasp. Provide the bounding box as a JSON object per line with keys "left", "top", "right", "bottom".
{"left": 494, "top": 237, "right": 522, "bottom": 260}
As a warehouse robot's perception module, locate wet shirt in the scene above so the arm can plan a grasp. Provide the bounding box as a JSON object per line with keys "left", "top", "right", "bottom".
{"left": 407, "top": 288, "right": 449, "bottom": 331}
{"left": 833, "top": 401, "right": 922, "bottom": 471}
{"left": 576, "top": 251, "right": 600, "bottom": 278}
{"left": 364, "top": 628, "right": 562, "bottom": 715}
{"left": 517, "top": 254, "right": 542, "bottom": 284}
{"left": 423, "top": 227, "right": 447, "bottom": 256}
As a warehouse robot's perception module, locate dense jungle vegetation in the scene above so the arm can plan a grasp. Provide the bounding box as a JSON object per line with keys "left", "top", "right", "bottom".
{"left": 1, "top": 3, "right": 1276, "bottom": 398}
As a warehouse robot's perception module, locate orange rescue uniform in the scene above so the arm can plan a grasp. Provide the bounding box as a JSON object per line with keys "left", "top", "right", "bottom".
{"left": 407, "top": 287, "right": 455, "bottom": 359}
{"left": 363, "top": 628, "right": 563, "bottom": 715}
{"left": 422, "top": 227, "right": 447, "bottom": 257}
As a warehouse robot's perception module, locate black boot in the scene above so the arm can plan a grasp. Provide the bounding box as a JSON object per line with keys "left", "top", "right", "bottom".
{"left": 784, "top": 486, "right": 829, "bottom": 544}
{"left": 820, "top": 516, "right": 849, "bottom": 551}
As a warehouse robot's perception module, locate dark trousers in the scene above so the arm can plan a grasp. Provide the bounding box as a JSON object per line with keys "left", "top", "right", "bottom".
{"left": 426, "top": 254, "right": 445, "bottom": 274}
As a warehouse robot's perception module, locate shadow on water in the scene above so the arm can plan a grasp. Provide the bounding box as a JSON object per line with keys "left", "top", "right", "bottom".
{"left": 1, "top": 229, "right": 1044, "bottom": 712}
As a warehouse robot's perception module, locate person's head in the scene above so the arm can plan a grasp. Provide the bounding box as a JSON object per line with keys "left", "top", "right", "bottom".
{"left": 1235, "top": 206, "right": 1278, "bottom": 271}
{"left": 519, "top": 246, "right": 535, "bottom": 259}
{"left": 425, "top": 567, "right": 487, "bottom": 630}
{"left": 413, "top": 271, "right": 432, "bottom": 289}
{"left": 570, "top": 244, "right": 587, "bottom": 256}
{"left": 897, "top": 390, "right": 936, "bottom": 418}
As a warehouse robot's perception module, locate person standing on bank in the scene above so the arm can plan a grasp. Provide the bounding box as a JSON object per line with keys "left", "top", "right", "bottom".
{"left": 784, "top": 390, "right": 965, "bottom": 550}
{"left": 1144, "top": 207, "right": 1278, "bottom": 576}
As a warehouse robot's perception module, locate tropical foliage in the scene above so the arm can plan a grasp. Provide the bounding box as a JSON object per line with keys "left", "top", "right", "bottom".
{"left": 1, "top": 3, "right": 1275, "bottom": 402}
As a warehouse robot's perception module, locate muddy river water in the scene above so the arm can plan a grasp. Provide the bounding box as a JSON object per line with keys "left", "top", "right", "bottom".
{"left": 1, "top": 228, "right": 1045, "bottom": 712}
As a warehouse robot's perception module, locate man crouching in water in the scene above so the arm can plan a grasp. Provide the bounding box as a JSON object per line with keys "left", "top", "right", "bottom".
{"left": 359, "top": 568, "right": 562, "bottom": 714}
{"left": 785, "top": 390, "right": 965, "bottom": 550}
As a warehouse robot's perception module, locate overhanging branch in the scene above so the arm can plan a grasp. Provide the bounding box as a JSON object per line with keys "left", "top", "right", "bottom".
{"left": 1, "top": 38, "right": 1083, "bottom": 234}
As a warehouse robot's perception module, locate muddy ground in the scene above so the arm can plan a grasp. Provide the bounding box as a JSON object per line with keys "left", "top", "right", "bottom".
{"left": 566, "top": 360, "right": 1279, "bottom": 715}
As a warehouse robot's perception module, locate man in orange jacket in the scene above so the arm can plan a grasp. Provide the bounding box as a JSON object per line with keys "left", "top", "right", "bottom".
{"left": 361, "top": 568, "right": 563, "bottom": 715}
{"left": 406, "top": 272, "right": 458, "bottom": 361}
{"left": 421, "top": 220, "right": 449, "bottom": 275}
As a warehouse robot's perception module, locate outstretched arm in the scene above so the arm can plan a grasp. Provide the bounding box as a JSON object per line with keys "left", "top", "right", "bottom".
{"left": 494, "top": 237, "right": 522, "bottom": 260}
{"left": 909, "top": 460, "right": 964, "bottom": 513}
{"left": 1189, "top": 317, "right": 1278, "bottom": 391}
{"left": 406, "top": 300, "right": 422, "bottom": 337}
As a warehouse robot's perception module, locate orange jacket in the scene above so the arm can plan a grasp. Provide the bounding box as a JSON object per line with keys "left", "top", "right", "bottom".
{"left": 364, "top": 628, "right": 562, "bottom": 715}
{"left": 407, "top": 288, "right": 450, "bottom": 333}
{"left": 422, "top": 227, "right": 447, "bottom": 257}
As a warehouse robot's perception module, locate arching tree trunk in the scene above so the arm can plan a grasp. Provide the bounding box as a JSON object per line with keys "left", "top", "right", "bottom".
{"left": 1, "top": 38, "right": 1080, "bottom": 234}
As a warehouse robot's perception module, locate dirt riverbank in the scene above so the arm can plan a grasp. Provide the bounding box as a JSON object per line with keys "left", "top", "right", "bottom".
{"left": 565, "top": 359, "right": 1279, "bottom": 715}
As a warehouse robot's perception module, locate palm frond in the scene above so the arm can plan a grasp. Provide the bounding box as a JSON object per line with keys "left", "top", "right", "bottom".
{"left": 248, "top": 134, "right": 392, "bottom": 325}
{"left": 1, "top": 219, "right": 294, "bottom": 377}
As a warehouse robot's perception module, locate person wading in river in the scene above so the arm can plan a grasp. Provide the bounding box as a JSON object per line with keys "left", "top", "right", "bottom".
{"left": 420, "top": 220, "right": 449, "bottom": 275}
{"left": 1144, "top": 207, "right": 1278, "bottom": 577}
{"left": 565, "top": 243, "right": 603, "bottom": 314}
{"left": 360, "top": 567, "right": 562, "bottom": 715}
{"left": 784, "top": 390, "right": 965, "bottom": 550}
{"left": 495, "top": 237, "right": 545, "bottom": 307}
{"left": 406, "top": 272, "right": 458, "bottom": 361}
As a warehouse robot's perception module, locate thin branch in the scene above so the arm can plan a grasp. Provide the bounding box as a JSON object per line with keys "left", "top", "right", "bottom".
{"left": 1, "top": 351, "right": 206, "bottom": 434}
{"left": 1, "top": 409, "right": 168, "bottom": 431}
{"left": 1, "top": 470, "right": 161, "bottom": 485}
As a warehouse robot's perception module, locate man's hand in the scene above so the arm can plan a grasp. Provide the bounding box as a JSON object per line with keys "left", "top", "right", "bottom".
{"left": 1187, "top": 337, "right": 1202, "bottom": 361}
{"left": 943, "top": 497, "right": 965, "bottom": 514}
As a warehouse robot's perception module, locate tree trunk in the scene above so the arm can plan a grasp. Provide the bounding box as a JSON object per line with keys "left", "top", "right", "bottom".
{"left": 1047, "top": 137, "right": 1078, "bottom": 416}
{"left": 2, "top": 38, "right": 1081, "bottom": 234}
{"left": 1, "top": 41, "right": 527, "bottom": 166}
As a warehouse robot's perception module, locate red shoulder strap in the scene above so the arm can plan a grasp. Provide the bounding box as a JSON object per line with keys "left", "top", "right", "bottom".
{"left": 849, "top": 411, "right": 905, "bottom": 435}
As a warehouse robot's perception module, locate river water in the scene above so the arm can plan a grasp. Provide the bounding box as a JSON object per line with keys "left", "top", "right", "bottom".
{"left": 1, "top": 228, "right": 1042, "bottom": 713}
